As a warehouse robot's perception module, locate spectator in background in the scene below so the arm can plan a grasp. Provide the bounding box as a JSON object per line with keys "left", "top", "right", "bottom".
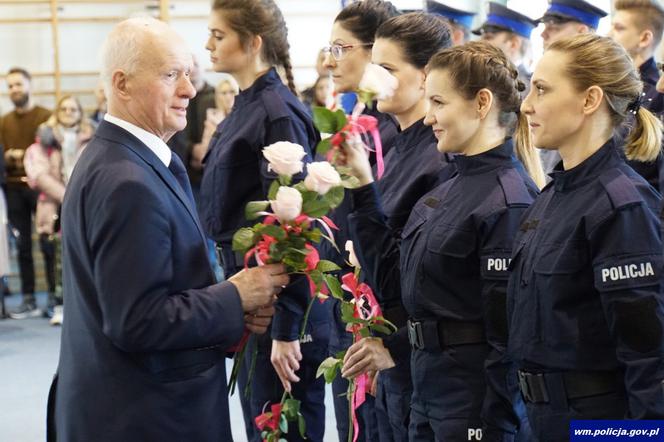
{"left": 190, "top": 76, "right": 238, "bottom": 173}
{"left": 167, "top": 56, "right": 215, "bottom": 201}
{"left": 90, "top": 80, "right": 107, "bottom": 124}
{"left": 301, "top": 48, "right": 328, "bottom": 108}
{"left": 24, "top": 94, "right": 95, "bottom": 325}
{"left": 609, "top": 0, "right": 664, "bottom": 118}
{"left": 0, "top": 67, "right": 51, "bottom": 319}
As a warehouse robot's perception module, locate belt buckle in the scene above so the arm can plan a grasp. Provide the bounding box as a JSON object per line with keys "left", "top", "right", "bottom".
{"left": 517, "top": 370, "right": 533, "bottom": 403}
{"left": 518, "top": 370, "right": 550, "bottom": 404}
{"left": 407, "top": 320, "right": 424, "bottom": 350}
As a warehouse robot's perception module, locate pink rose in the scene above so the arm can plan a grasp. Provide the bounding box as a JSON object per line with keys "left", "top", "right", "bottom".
{"left": 304, "top": 162, "right": 342, "bottom": 195}
{"left": 270, "top": 186, "right": 302, "bottom": 222}
{"left": 262, "top": 141, "right": 307, "bottom": 176}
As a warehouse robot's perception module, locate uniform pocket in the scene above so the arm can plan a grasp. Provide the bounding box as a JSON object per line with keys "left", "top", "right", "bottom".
{"left": 533, "top": 242, "right": 588, "bottom": 274}
{"left": 426, "top": 225, "right": 476, "bottom": 258}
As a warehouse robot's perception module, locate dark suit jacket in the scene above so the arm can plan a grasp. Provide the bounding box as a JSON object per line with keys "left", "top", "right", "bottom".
{"left": 49, "top": 120, "right": 245, "bottom": 441}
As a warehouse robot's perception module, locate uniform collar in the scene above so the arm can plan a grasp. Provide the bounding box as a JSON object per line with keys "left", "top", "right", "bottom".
{"left": 548, "top": 137, "right": 622, "bottom": 192}
{"left": 395, "top": 118, "right": 429, "bottom": 153}
{"left": 639, "top": 57, "right": 659, "bottom": 86}
{"left": 454, "top": 138, "right": 516, "bottom": 175}
{"left": 235, "top": 67, "right": 281, "bottom": 105}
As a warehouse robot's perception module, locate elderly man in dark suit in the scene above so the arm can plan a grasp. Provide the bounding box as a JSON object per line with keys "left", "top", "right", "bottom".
{"left": 47, "top": 17, "right": 288, "bottom": 441}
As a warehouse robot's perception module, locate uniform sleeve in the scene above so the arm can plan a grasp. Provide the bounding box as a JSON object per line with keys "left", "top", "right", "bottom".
{"left": 347, "top": 183, "right": 403, "bottom": 310}
{"left": 478, "top": 205, "right": 530, "bottom": 436}
{"left": 87, "top": 177, "right": 245, "bottom": 353}
{"left": 264, "top": 116, "right": 325, "bottom": 341}
{"left": 590, "top": 202, "right": 664, "bottom": 419}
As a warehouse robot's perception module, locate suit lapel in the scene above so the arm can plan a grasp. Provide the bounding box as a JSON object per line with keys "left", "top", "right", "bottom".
{"left": 95, "top": 121, "right": 208, "bottom": 244}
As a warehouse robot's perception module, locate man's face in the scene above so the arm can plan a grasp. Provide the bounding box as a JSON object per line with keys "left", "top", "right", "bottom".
{"left": 481, "top": 31, "right": 518, "bottom": 62}
{"left": 6, "top": 73, "right": 30, "bottom": 108}
{"left": 124, "top": 32, "right": 197, "bottom": 140}
{"left": 609, "top": 10, "right": 645, "bottom": 59}
{"left": 541, "top": 19, "right": 588, "bottom": 49}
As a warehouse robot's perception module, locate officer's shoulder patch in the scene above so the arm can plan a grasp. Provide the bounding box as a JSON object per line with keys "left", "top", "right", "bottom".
{"left": 261, "top": 89, "right": 290, "bottom": 122}
{"left": 598, "top": 168, "right": 643, "bottom": 209}
{"left": 497, "top": 168, "right": 533, "bottom": 206}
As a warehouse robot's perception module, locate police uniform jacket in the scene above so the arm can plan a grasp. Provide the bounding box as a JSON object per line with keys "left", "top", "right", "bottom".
{"left": 349, "top": 139, "right": 537, "bottom": 428}
{"left": 199, "top": 67, "right": 322, "bottom": 340}
{"left": 507, "top": 137, "right": 664, "bottom": 418}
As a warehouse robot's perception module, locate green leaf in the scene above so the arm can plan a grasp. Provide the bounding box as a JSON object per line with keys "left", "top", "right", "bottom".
{"left": 245, "top": 201, "right": 270, "bottom": 220}
{"left": 316, "top": 137, "right": 332, "bottom": 156}
{"left": 279, "top": 414, "right": 288, "bottom": 434}
{"left": 316, "top": 356, "right": 340, "bottom": 379}
{"left": 313, "top": 106, "right": 339, "bottom": 133}
{"left": 316, "top": 259, "right": 341, "bottom": 273}
{"left": 232, "top": 228, "right": 255, "bottom": 252}
{"left": 299, "top": 189, "right": 318, "bottom": 205}
{"left": 334, "top": 109, "right": 348, "bottom": 131}
{"left": 324, "top": 186, "right": 345, "bottom": 209}
{"left": 324, "top": 274, "right": 343, "bottom": 299}
{"left": 359, "top": 328, "right": 371, "bottom": 338}
{"left": 303, "top": 228, "right": 322, "bottom": 244}
{"left": 298, "top": 413, "right": 307, "bottom": 438}
{"left": 282, "top": 398, "right": 300, "bottom": 420}
{"left": 357, "top": 89, "right": 375, "bottom": 106}
{"left": 268, "top": 180, "right": 280, "bottom": 200}
{"left": 261, "top": 224, "right": 287, "bottom": 241}
{"left": 278, "top": 175, "right": 292, "bottom": 186}
{"left": 335, "top": 349, "right": 347, "bottom": 360}
{"left": 308, "top": 269, "right": 324, "bottom": 287}
{"left": 324, "top": 364, "right": 340, "bottom": 384}
{"left": 369, "top": 323, "right": 393, "bottom": 336}
{"left": 302, "top": 199, "right": 329, "bottom": 218}
{"left": 340, "top": 302, "right": 356, "bottom": 323}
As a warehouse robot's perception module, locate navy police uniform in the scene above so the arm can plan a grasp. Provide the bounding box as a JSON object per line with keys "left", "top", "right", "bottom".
{"left": 199, "top": 67, "right": 328, "bottom": 442}
{"left": 472, "top": 2, "right": 537, "bottom": 96}
{"left": 323, "top": 104, "right": 399, "bottom": 442}
{"left": 356, "top": 119, "right": 455, "bottom": 442}
{"left": 507, "top": 138, "right": 664, "bottom": 440}
{"left": 349, "top": 139, "right": 537, "bottom": 441}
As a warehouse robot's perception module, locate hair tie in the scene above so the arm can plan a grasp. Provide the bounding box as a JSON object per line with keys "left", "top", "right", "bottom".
{"left": 627, "top": 92, "right": 645, "bottom": 115}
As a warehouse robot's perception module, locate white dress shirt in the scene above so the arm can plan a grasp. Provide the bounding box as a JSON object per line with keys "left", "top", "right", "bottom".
{"left": 104, "top": 113, "right": 172, "bottom": 167}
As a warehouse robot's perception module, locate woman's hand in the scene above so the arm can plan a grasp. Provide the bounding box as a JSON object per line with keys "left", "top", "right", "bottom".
{"left": 337, "top": 135, "right": 374, "bottom": 186}
{"left": 341, "top": 337, "right": 395, "bottom": 379}
{"left": 270, "top": 339, "right": 302, "bottom": 392}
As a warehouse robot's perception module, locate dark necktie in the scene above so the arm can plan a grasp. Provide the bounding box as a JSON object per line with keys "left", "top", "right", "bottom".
{"left": 168, "top": 153, "right": 195, "bottom": 205}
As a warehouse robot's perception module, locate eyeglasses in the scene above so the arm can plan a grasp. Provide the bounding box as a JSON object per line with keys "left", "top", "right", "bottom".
{"left": 322, "top": 43, "right": 373, "bottom": 61}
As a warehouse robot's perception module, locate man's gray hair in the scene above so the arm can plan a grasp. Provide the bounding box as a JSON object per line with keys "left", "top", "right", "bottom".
{"left": 99, "top": 17, "right": 165, "bottom": 97}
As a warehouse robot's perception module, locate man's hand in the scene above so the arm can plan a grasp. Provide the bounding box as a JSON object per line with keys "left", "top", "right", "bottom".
{"left": 244, "top": 305, "right": 275, "bottom": 335}
{"left": 271, "top": 339, "right": 302, "bottom": 392}
{"left": 228, "top": 264, "right": 288, "bottom": 312}
{"left": 341, "top": 337, "right": 395, "bottom": 379}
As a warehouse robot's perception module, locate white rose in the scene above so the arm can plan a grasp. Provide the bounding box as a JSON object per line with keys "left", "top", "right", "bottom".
{"left": 358, "top": 64, "right": 398, "bottom": 100}
{"left": 304, "top": 162, "right": 342, "bottom": 195}
{"left": 345, "top": 240, "right": 361, "bottom": 269}
{"left": 270, "top": 186, "right": 302, "bottom": 222}
{"left": 262, "top": 141, "right": 307, "bottom": 177}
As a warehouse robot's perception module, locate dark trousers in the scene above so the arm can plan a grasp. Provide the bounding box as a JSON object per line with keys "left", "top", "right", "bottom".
{"left": 374, "top": 364, "right": 412, "bottom": 442}
{"left": 6, "top": 186, "right": 37, "bottom": 300}
{"left": 524, "top": 378, "right": 627, "bottom": 441}
{"left": 238, "top": 323, "right": 329, "bottom": 442}
{"left": 39, "top": 233, "right": 58, "bottom": 303}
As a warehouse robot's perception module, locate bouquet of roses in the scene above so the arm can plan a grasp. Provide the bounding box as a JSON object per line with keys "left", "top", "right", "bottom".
{"left": 316, "top": 241, "right": 396, "bottom": 442}
{"left": 313, "top": 63, "right": 397, "bottom": 180}
{"left": 228, "top": 141, "right": 349, "bottom": 397}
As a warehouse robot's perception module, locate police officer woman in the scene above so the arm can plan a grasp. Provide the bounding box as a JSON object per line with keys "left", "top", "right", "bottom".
{"left": 341, "top": 41, "right": 543, "bottom": 441}
{"left": 509, "top": 33, "right": 664, "bottom": 440}
{"left": 200, "top": 1, "right": 325, "bottom": 441}
{"left": 320, "top": 1, "right": 399, "bottom": 440}
{"left": 341, "top": 12, "right": 454, "bottom": 442}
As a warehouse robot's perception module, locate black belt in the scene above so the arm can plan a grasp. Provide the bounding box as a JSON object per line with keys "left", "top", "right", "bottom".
{"left": 517, "top": 369, "right": 622, "bottom": 404}
{"left": 139, "top": 346, "right": 224, "bottom": 381}
{"left": 407, "top": 318, "right": 486, "bottom": 351}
